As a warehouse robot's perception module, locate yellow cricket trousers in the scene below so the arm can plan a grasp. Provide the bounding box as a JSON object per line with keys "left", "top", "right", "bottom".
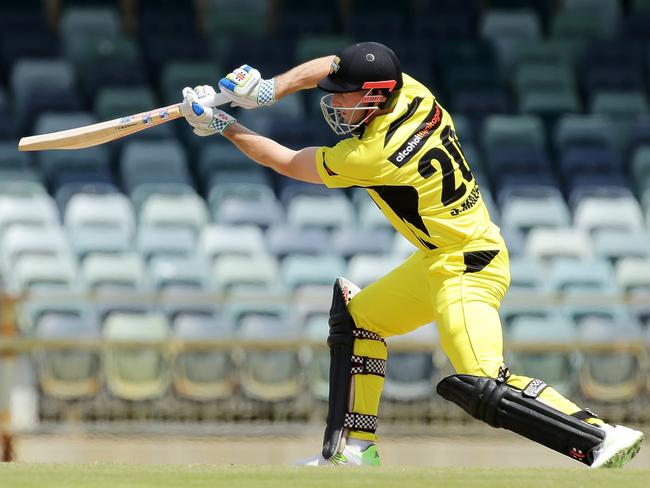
{"left": 345, "top": 230, "right": 599, "bottom": 442}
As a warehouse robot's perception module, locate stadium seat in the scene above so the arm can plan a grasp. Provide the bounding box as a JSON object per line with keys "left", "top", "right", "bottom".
{"left": 615, "top": 257, "right": 650, "bottom": 293}
{"left": 211, "top": 254, "right": 281, "bottom": 292}
{"left": 346, "top": 254, "right": 403, "bottom": 288}
{"left": 103, "top": 312, "right": 172, "bottom": 401}
{"left": 509, "top": 39, "right": 579, "bottom": 76}
{"left": 120, "top": 140, "right": 191, "bottom": 194}
{"left": 578, "top": 316, "right": 645, "bottom": 402}
{"left": 136, "top": 226, "right": 195, "bottom": 260}
{"left": 10, "top": 58, "right": 80, "bottom": 132}
{"left": 280, "top": 254, "right": 347, "bottom": 291}
{"left": 391, "top": 234, "right": 418, "bottom": 259}
{"left": 198, "top": 224, "right": 266, "bottom": 261}
{"left": 68, "top": 226, "right": 132, "bottom": 259}
{"left": 294, "top": 35, "right": 352, "bottom": 63}
{"left": 573, "top": 195, "right": 645, "bottom": 233}
{"left": 35, "top": 312, "right": 101, "bottom": 400}
{"left": 482, "top": 115, "right": 546, "bottom": 155}
{"left": 554, "top": 115, "right": 617, "bottom": 153}
{"left": 501, "top": 227, "right": 525, "bottom": 258}
{"left": 383, "top": 323, "right": 437, "bottom": 402}
{"left": 129, "top": 182, "right": 196, "bottom": 214}
{"left": 173, "top": 313, "right": 236, "bottom": 401}
{"left": 499, "top": 186, "right": 571, "bottom": 233}
{"left": 330, "top": 228, "right": 393, "bottom": 259}
{"left": 0, "top": 225, "right": 69, "bottom": 274}
{"left": 59, "top": 7, "right": 121, "bottom": 42}
{"left": 197, "top": 139, "right": 261, "bottom": 181}
{"left": 265, "top": 225, "right": 329, "bottom": 258}
{"left": 551, "top": 11, "right": 618, "bottom": 41}
{"left": 508, "top": 315, "right": 578, "bottom": 397}
{"left": 80, "top": 253, "right": 148, "bottom": 292}
{"left": 148, "top": 255, "right": 211, "bottom": 291}
{"left": 286, "top": 194, "right": 355, "bottom": 231}
{"left": 525, "top": 227, "right": 593, "bottom": 261}
{"left": 160, "top": 61, "right": 223, "bottom": 105}
{"left": 592, "top": 228, "right": 650, "bottom": 261}
{"left": 207, "top": 0, "right": 270, "bottom": 38}
{"left": 64, "top": 193, "right": 135, "bottom": 236}
{"left": 0, "top": 192, "right": 59, "bottom": 235}
{"left": 8, "top": 254, "right": 79, "bottom": 294}
{"left": 212, "top": 195, "right": 284, "bottom": 228}
{"left": 138, "top": 191, "right": 209, "bottom": 234}
{"left": 237, "top": 314, "right": 303, "bottom": 402}
{"left": 547, "top": 258, "right": 618, "bottom": 297}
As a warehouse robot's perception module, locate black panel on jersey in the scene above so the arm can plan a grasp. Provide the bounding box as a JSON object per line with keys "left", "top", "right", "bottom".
{"left": 368, "top": 185, "right": 437, "bottom": 249}
{"left": 463, "top": 250, "right": 500, "bottom": 274}
{"left": 386, "top": 101, "right": 443, "bottom": 168}
{"left": 383, "top": 96, "right": 423, "bottom": 148}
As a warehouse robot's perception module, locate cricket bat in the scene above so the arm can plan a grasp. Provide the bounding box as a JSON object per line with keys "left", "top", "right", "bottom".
{"left": 18, "top": 92, "right": 231, "bottom": 151}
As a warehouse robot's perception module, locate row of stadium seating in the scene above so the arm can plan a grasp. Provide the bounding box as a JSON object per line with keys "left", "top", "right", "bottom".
{"left": 30, "top": 310, "right": 650, "bottom": 418}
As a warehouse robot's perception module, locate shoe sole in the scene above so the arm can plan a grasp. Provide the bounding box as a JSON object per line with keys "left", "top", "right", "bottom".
{"left": 600, "top": 433, "right": 644, "bottom": 469}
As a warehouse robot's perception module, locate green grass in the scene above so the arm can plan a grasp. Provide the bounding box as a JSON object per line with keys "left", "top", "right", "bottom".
{"left": 1, "top": 464, "right": 650, "bottom": 488}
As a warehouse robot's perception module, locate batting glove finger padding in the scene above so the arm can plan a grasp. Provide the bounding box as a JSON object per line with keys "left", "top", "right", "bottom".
{"left": 180, "top": 86, "right": 236, "bottom": 136}
{"left": 219, "top": 64, "right": 276, "bottom": 109}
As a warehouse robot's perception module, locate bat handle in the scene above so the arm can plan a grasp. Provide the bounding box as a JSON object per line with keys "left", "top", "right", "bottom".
{"left": 199, "top": 91, "right": 230, "bottom": 108}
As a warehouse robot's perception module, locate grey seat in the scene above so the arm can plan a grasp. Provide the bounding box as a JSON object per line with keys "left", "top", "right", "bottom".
{"left": 136, "top": 226, "right": 196, "bottom": 259}
{"left": 508, "top": 315, "right": 578, "bottom": 397}
{"left": 173, "top": 313, "right": 235, "bottom": 401}
{"left": 265, "top": 225, "right": 328, "bottom": 258}
{"left": 68, "top": 226, "right": 132, "bottom": 259}
{"left": 120, "top": 140, "right": 191, "bottom": 194}
{"left": 35, "top": 311, "right": 101, "bottom": 399}
{"left": 383, "top": 323, "right": 437, "bottom": 402}
{"left": 330, "top": 228, "right": 393, "bottom": 259}
{"left": 238, "top": 314, "right": 303, "bottom": 402}
{"left": 198, "top": 224, "right": 266, "bottom": 261}
{"left": 578, "top": 316, "right": 644, "bottom": 402}
{"left": 346, "top": 254, "right": 403, "bottom": 288}
{"left": 103, "top": 312, "right": 172, "bottom": 401}
{"left": 280, "top": 254, "right": 346, "bottom": 292}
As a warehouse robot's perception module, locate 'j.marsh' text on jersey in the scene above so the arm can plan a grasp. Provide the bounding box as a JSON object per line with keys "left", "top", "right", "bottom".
{"left": 315, "top": 73, "right": 493, "bottom": 252}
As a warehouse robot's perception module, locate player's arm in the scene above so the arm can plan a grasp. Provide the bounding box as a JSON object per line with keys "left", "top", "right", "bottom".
{"left": 180, "top": 85, "right": 322, "bottom": 184}
{"left": 218, "top": 57, "right": 335, "bottom": 109}
{"left": 224, "top": 124, "right": 322, "bottom": 184}
{"left": 274, "top": 56, "right": 335, "bottom": 98}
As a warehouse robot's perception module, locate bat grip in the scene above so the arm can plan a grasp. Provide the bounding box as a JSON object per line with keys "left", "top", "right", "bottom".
{"left": 198, "top": 91, "right": 230, "bottom": 108}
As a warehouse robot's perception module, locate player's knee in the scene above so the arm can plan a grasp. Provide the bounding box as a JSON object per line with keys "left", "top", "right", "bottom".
{"left": 327, "top": 277, "right": 361, "bottom": 346}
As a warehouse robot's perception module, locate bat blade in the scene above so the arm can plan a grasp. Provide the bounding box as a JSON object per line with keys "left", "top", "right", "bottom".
{"left": 18, "top": 92, "right": 230, "bottom": 151}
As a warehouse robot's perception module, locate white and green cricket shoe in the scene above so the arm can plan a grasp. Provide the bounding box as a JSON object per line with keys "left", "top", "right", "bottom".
{"left": 590, "top": 424, "right": 644, "bottom": 468}
{"left": 297, "top": 441, "right": 381, "bottom": 466}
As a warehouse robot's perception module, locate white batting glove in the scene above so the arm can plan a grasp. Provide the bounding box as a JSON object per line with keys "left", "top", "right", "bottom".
{"left": 180, "top": 85, "right": 236, "bottom": 136}
{"left": 218, "top": 65, "right": 276, "bottom": 109}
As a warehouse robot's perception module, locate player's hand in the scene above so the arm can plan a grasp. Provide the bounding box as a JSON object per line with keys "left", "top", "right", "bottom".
{"left": 218, "top": 65, "right": 276, "bottom": 109}
{"left": 180, "top": 85, "right": 236, "bottom": 136}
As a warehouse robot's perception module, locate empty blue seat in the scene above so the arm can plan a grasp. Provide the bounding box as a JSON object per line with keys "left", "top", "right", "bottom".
{"left": 120, "top": 140, "right": 191, "bottom": 194}
{"left": 265, "top": 225, "right": 328, "bottom": 258}
{"left": 280, "top": 254, "right": 346, "bottom": 292}
{"left": 35, "top": 311, "right": 101, "bottom": 399}
{"left": 237, "top": 314, "right": 302, "bottom": 402}
{"left": 508, "top": 314, "right": 578, "bottom": 397}
{"left": 499, "top": 186, "right": 570, "bottom": 233}
{"left": 554, "top": 115, "right": 617, "bottom": 153}
{"left": 173, "top": 313, "right": 236, "bottom": 401}
{"left": 578, "top": 316, "right": 644, "bottom": 402}
{"left": 383, "top": 323, "right": 437, "bottom": 402}
{"left": 592, "top": 228, "right": 650, "bottom": 261}
{"left": 330, "top": 228, "right": 393, "bottom": 259}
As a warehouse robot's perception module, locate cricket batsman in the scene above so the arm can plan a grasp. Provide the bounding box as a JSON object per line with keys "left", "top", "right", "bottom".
{"left": 179, "top": 42, "right": 644, "bottom": 468}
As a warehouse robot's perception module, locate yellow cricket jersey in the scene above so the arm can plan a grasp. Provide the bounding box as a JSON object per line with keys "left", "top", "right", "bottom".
{"left": 315, "top": 73, "right": 494, "bottom": 252}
